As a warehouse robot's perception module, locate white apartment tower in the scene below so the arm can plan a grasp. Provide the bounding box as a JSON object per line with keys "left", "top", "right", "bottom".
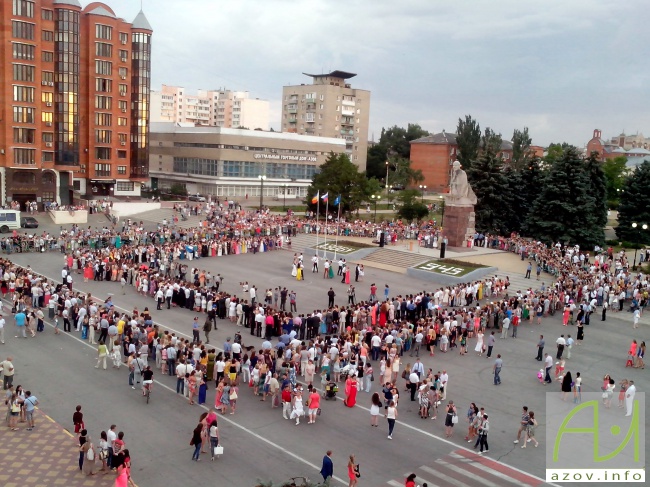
{"left": 281, "top": 71, "right": 370, "bottom": 171}
{"left": 150, "top": 85, "right": 269, "bottom": 130}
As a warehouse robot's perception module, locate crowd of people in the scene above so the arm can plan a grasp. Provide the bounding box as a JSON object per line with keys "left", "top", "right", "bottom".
{"left": 1, "top": 206, "right": 648, "bottom": 485}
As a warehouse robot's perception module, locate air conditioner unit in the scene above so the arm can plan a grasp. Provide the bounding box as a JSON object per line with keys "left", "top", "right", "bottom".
{"left": 45, "top": 122, "right": 52, "bottom": 126}
{"left": 46, "top": 102, "right": 52, "bottom": 107}
{"left": 48, "top": 82, "right": 54, "bottom": 86}
{"left": 41, "top": 81, "right": 48, "bottom": 85}
{"left": 120, "top": 76, "right": 126, "bottom": 80}
{"left": 244, "top": 146, "right": 249, "bottom": 151}
{"left": 121, "top": 108, "right": 127, "bottom": 113}
{"left": 121, "top": 39, "right": 127, "bottom": 45}
{"left": 120, "top": 91, "right": 126, "bottom": 96}
{"left": 120, "top": 142, "right": 126, "bottom": 146}
{"left": 45, "top": 142, "right": 53, "bottom": 148}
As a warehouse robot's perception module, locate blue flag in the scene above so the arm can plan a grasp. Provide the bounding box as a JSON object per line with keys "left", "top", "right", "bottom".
{"left": 334, "top": 195, "right": 341, "bottom": 206}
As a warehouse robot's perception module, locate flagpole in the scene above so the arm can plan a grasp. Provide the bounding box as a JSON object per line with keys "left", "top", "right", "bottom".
{"left": 323, "top": 195, "right": 329, "bottom": 259}
{"left": 334, "top": 195, "right": 341, "bottom": 261}
{"left": 312, "top": 191, "right": 320, "bottom": 254}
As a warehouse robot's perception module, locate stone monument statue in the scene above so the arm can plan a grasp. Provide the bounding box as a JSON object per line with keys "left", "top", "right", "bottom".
{"left": 442, "top": 160, "right": 477, "bottom": 248}
{"left": 448, "top": 160, "right": 477, "bottom": 205}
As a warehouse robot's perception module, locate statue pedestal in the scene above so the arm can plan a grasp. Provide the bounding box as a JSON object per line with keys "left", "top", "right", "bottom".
{"left": 443, "top": 204, "right": 475, "bottom": 247}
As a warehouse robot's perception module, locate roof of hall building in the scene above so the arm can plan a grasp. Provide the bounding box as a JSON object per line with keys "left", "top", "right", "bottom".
{"left": 132, "top": 10, "right": 153, "bottom": 31}
{"left": 302, "top": 70, "right": 357, "bottom": 79}
{"left": 628, "top": 147, "right": 650, "bottom": 155}
{"left": 54, "top": 0, "right": 82, "bottom": 6}
{"left": 87, "top": 6, "right": 115, "bottom": 18}
{"left": 626, "top": 156, "right": 650, "bottom": 168}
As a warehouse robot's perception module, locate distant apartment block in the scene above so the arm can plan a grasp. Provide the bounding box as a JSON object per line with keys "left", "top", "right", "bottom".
{"left": 150, "top": 85, "right": 270, "bottom": 130}
{"left": 281, "top": 71, "right": 370, "bottom": 171}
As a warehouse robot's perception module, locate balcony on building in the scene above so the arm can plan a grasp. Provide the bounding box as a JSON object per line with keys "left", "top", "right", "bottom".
{"left": 341, "top": 108, "right": 355, "bottom": 117}
{"left": 342, "top": 99, "right": 355, "bottom": 107}
{"left": 288, "top": 118, "right": 297, "bottom": 123}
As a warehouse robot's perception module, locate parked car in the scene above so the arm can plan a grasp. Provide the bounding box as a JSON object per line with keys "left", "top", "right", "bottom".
{"left": 188, "top": 194, "right": 206, "bottom": 202}
{"left": 20, "top": 216, "right": 39, "bottom": 228}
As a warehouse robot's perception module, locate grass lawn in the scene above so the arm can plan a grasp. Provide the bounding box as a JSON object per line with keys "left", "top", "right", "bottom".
{"left": 414, "top": 258, "right": 486, "bottom": 277}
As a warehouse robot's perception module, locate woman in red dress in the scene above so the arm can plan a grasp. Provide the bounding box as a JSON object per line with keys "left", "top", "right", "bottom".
{"left": 344, "top": 375, "right": 357, "bottom": 407}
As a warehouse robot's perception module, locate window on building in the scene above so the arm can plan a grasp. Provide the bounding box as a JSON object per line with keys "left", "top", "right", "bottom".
{"left": 13, "top": 148, "right": 35, "bottom": 165}
{"left": 95, "top": 24, "right": 112, "bottom": 40}
{"left": 42, "top": 152, "right": 54, "bottom": 162}
{"left": 12, "top": 0, "right": 34, "bottom": 18}
{"left": 11, "top": 21, "right": 34, "bottom": 40}
{"left": 117, "top": 117, "right": 127, "bottom": 126}
{"left": 13, "top": 64, "right": 35, "bottom": 82}
{"left": 118, "top": 67, "right": 127, "bottom": 78}
{"left": 13, "top": 85, "right": 34, "bottom": 102}
{"left": 95, "top": 60, "right": 112, "bottom": 75}
{"left": 42, "top": 132, "right": 53, "bottom": 143}
{"left": 95, "top": 130, "right": 111, "bottom": 144}
{"left": 118, "top": 133, "right": 127, "bottom": 143}
{"left": 42, "top": 112, "right": 53, "bottom": 123}
{"left": 119, "top": 32, "right": 128, "bottom": 44}
{"left": 13, "top": 128, "right": 35, "bottom": 143}
{"left": 95, "top": 113, "right": 112, "bottom": 126}
{"left": 13, "top": 106, "right": 34, "bottom": 123}
{"left": 42, "top": 9, "right": 53, "bottom": 21}
{"left": 42, "top": 50, "right": 53, "bottom": 62}
{"left": 95, "top": 42, "right": 112, "bottom": 57}
{"left": 94, "top": 163, "right": 111, "bottom": 176}
{"left": 116, "top": 181, "right": 134, "bottom": 191}
{"left": 173, "top": 157, "right": 219, "bottom": 177}
{"left": 118, "top": 83, "right": 127, "bottom": 94}
{"left": 12, "top": 43, "right": 35, "bottom": 60}
{"left": 118, "top": 100, "right": 127, "bottom": 111}
{"left": 119, "top": 50, "right": 128, "bottom": 62}
{"left": 96, "top": 78, "right": 112, "bottom": 92}
{"left": 117, "top": 166, "right": 127, "bottom": 175}
{"left": 42, "top": 30, "right": 53, "bottom": 42}
{"left": 41, "top": 71, "right": 53, "bottom": 83}
{"left": 95, "top": 147, "right": 111, "bottom": 160}
{"left": 117, "top": 150, "right": 127, "bottom": 159}
{"left": 95, "top": 95, "right": 112, "bottom": 110}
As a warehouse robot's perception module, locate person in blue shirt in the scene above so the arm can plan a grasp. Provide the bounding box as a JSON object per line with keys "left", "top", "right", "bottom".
{"left": 23, "top": 391, "right": 38, "bottom": 430}
{"left": 320, "top": 450, "right": 334, "bottom": 485}
{"left": 14, "top": 311, "right": 26, "bottom": 338}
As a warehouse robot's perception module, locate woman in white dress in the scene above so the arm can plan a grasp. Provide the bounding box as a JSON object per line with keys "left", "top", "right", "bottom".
{"left": 442, "top": 288, "right": 450, "bottom": 306}
{"left": 291, "top": 263, "right": 297, "bottom": 277}
{"left": 474, "top": 329, "right": 484, "bottom": 356}
{"left": 228, "top": 301, "right": 237, "bottom": 322}
{"left": 290, "top": 388, "right": 305, "bottom": 425}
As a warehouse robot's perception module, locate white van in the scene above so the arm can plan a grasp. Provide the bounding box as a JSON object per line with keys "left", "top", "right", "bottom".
{"left": 0, "top": 210, "right": 21, "bottom": 233}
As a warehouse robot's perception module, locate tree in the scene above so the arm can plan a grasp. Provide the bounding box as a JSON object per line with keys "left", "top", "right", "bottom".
{"left": 387, "top": 156, "right": 424, "bottom": 189}
{"left": 511, "top": 127, "right": 533, "bottom": 171}
{"left": 306, "top": 152, "right": 367, "bottom": 214}
{"left": 615, "top": 160, "right": 650, "bottom": 243}
{"left": 602, "top": 155, "right": 628, "bottom": 205}
{"left": 584, "top": 152, "right": 608, "bottom": 229}
{"left": 467, "top": 128, "right": 509, "bottom": 233}
{"left": 455, "top": 115, "right": 481, "bottom": 172}
{"left": 365, "top": 124, "right": 430, "bottom": 180}
{"left": 396, "top": 189, "right": 429, "bottom": 222}
{"left": 169, "top": 183, "right": 188, "bottom": 197}
{"left": 526, "top": 147, "right": 604, "bottom": 248}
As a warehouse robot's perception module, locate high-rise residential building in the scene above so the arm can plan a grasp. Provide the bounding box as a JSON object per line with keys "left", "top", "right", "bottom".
{"left": 150, "top": 85, "right": 270, "bottom": 130}
{"left": 0, "top": 0, "right": 152, "bottom": 208}
{"left": 281, "top": 71, "right": 370, "bottom": 171}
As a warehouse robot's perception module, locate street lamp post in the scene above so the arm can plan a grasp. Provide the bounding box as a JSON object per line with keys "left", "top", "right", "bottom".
{"left": 631, "top": 222, "right": 648, "bottom": 269}
{"left": 283, "top": 183, "right": 288, "bottom": 212}
{"left": 258, "top": 175, "right": 267, "bottom": 210}
{"left": 439, "top": 195, "right": 445, "bottom": 227}
{"left": 371, "top": 194, "right": 381, "bottom": 223}
{"left": 419, "top": 185, "right": 427, "bottom": 202}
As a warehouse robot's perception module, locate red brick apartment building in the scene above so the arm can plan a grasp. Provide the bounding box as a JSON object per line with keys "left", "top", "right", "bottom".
{"left": 409, "top": 131, "right": 514, "bottom": 193}
{"left": 0, "top": 0, "right": 152, "bottom": 208}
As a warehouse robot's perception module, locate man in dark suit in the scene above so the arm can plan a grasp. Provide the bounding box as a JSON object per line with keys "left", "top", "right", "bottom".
{"left": 320, "top": 450, "right": 333, "bottom": 486}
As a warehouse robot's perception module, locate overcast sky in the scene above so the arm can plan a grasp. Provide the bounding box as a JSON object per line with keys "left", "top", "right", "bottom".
{"left": 107, "top": 0, "right": 649, "bottom": 147}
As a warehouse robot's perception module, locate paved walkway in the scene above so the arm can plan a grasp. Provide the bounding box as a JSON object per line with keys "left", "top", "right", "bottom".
{"left": 0, "top": 408, "right": 113, "bottom": 487}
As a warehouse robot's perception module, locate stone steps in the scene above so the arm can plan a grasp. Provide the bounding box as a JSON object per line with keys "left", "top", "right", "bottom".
{"left": 130, "top": 208, "right": 204, "bottom": 229}
{"left": 361, "top": 248, "right": 430, "bottom": 268}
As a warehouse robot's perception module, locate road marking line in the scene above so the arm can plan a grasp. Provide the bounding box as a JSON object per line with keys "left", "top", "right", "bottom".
{"left": 420, "top": 465, "right": 473, "bottom": 487}
{"left": 439, "top": 460, "right": 503, "bottom": 487}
